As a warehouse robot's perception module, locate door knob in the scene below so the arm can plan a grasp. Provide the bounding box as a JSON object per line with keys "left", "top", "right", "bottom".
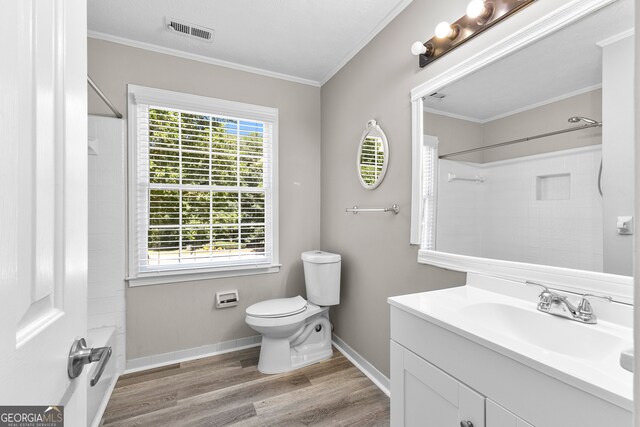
{"left": 460, "top": 421, "right": 474, "bottom": 427}
{"left": 68, "top": 338, "right": 112, "bottom": 386}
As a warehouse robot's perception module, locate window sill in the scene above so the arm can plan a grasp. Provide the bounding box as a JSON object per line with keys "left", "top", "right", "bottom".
{"left": 127, "top": 264, "right": 281, "bottom": 287}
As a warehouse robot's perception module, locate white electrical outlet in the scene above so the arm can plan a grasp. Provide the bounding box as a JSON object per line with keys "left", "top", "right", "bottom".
{"left": 617, "top": 216, "right": 634, "bottom": 235}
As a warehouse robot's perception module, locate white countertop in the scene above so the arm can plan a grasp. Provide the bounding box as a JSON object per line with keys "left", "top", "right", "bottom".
{"left": 388, "top": 273, "right": 633, "bottom": 411}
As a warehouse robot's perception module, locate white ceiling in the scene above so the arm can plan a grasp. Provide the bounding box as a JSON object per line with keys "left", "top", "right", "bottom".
{"left": 423, "top": 0, "right": 634, "bottom": 121}
{"left": 87, "top": 0, "right": 413, "bottom": 86}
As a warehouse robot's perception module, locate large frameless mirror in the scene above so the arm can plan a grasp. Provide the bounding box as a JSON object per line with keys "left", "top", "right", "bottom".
{"left": 410, "top": 0, "right": 634, "bottom": 301}
{"left": 357, "top": 120, "right": 389, "bottom": 190}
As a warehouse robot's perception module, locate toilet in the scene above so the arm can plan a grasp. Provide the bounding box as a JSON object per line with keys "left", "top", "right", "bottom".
{"left": 245, "top": 250, "right": 341, "bottom": 374}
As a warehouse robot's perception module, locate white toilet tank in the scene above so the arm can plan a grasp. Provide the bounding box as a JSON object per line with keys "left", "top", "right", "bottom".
{"left": 301, "top": 251, "right": 341, "bottom": 306}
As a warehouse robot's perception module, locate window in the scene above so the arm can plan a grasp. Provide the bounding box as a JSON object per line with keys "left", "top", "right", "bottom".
{"left": 421, "top": 136, "right": 439, "bottom": 250}
{"left": 127, "top": 85, "right": 278, "bottom": 285}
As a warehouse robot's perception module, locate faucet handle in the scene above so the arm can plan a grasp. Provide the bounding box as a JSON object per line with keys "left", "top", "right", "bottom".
{"left": 581, "top": 294, "right": 613, "bottom": 303}
{"left": 525, "top": 281, "right": 553, "bottom": 309}
{"left": 577, "top": 294, "right": 612, "bottom": 318}
{"left": 525, "top": 281, "right": 550, "bottom": 293}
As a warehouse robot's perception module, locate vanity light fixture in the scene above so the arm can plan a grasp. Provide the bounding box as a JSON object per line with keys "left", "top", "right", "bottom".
{"left": 466, "top": 0, "right": 494, "bottom": 23}
{"left": 411, "top": 0, "right": 536, "bottom": 68}
{"left": 435, "top": 21, "right": 460, "bottom": 40}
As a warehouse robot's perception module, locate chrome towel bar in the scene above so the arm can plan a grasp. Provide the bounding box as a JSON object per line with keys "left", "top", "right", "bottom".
{"left": 448, "top": 172, "right": 485, "bottom": 183}
{"left": 346, "top": 204, "right": 400, "bottom": 214}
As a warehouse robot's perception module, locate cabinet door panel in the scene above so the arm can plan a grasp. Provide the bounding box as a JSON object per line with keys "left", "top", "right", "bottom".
{"left": 487, "top": 399, "right": 534, "bottom": 427}
{"left": 487, "top": 399, "right": 517, "bottom": 427}
{"left": 391, "top": 341, "right": 485, "bottom": 427}
{"left": 460, "top": 383, "right": 486, "bottom": 427}
{"left": 405, "top": 371, "right": 458, "bottom": 426}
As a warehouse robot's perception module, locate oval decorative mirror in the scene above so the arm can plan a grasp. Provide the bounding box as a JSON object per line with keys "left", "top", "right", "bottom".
{"left": 357, "top": 120, "right": 389, "bottom": 189}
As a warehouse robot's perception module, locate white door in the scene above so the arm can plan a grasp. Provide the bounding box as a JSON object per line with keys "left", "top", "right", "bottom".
{"left": 0, "top": 0, "right": 88, "bottom": 425}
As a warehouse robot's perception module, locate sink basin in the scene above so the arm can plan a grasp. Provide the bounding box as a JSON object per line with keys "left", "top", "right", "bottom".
{"left": 460, "top": 302, "right": 627, "bottom": 361}
{"left": 388, "top": 273, "right": 633, "bottom": 411}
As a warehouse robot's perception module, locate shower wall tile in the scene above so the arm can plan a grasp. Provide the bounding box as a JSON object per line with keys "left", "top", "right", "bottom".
{"left": 88, "top": 116, "right": 127, "bottom": 374}
{"left": 436, "top": 146, "right": 603, "bottom": 272}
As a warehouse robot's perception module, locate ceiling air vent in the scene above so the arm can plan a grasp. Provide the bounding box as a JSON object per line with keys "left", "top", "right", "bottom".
{"left": 166, "top": 17, "right": 214, "bottom": 42}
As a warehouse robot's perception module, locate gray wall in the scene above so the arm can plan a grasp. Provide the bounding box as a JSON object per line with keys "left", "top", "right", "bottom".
{"left": 425, "top": 89, "right": 603, "bottom": 163}
{"left": 423, "top": 111, "right": 483, "bottom": 162}
{"left": 481, "top": 89, "right": 602, "bottom": 162}
{"left": 320, "top": 0, "right": 569, "bottom": 377}
{"left": 88, "top": 38, "right": 321, "bottom": 359}
{"left": 602, "top": 36, "right": 634, "bottom": 276}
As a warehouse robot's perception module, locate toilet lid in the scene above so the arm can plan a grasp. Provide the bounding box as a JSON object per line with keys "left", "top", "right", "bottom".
{"left": 246, "top": 296, "right": 307, "bottom": 318}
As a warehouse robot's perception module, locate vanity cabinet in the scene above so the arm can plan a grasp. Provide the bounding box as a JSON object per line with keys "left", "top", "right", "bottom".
{"left": 391, "top": 341, "right": 485, "bottom": 427}
{"left": 391, "top": 340, "right": 535, "bottom": 427}
{"left": 486, "top": 400, "right": 532, "bottom": 427}
{"left": 389, "top": 300, "right": 632, "bottom": 427}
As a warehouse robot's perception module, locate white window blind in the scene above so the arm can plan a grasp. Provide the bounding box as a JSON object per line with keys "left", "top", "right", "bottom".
{"left": 128, "top": 86, "right": 278, "bottom": 282}
{"left": 421, "top": 136, "right": 439, "bottom": 250}
{"left": 359, "top": 136, "right": 385, "bottom": 185}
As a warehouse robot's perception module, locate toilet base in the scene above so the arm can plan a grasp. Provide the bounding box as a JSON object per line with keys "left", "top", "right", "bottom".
{"left": 257, "top": 310, "right": 333, "bottom": 374}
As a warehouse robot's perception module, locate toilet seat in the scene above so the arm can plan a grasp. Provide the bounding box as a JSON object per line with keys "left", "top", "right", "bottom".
{"left": 246, "top": 296, "right": 307, "bottom": 318}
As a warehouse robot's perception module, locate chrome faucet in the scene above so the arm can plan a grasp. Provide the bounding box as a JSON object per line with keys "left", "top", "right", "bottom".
{"left": 525, "top": 281, "right": 612, "bottom": 324}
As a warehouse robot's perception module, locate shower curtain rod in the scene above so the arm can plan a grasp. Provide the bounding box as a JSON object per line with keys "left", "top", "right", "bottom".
{"left": 88, "top": 75, "right": 123, "bottom": 119}
{"left": 439, "top": 122, "right": 602, "bottom": 159}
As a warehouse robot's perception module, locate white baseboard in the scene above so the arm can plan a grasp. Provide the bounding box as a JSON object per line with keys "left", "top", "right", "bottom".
{"left": 90, "top": 375, "right": 119, "bottom": 427}
{"left": 124, "top": 335, "right": 262, "bottom": 374}
{"left": 332, "top": 334, "right": 390, "bottom": 397}
{"left": 119, "top": 334, "right": 390, "bottom": 399}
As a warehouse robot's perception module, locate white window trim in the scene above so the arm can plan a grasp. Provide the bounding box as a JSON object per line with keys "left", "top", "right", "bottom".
{"left": 420, "top": 135, "right": 439, "bottom": 250}
{"left": 126, "top": 84, "right": 279, "bottom": 286}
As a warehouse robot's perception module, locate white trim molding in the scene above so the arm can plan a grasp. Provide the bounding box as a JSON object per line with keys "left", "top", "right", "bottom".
{"left": 409, "top": 98, "right": 425, "bottom": 245}
{"left": 319, "top": 0, "right": 414, "bottom": 86}
{"left": 88, "top": 31, "right": 321, "bottom": 87}
{"left": 423, "top": 84, "right": 603, "bottom": 124}
{"left": 90, "top": 376, "right": 118, "bottom": 427}
{"left": 410, "top": 0, "right": 633, "bottom": 303}
{"left": 596, "top": 28, "right": 635, "bottom": 47}
{"left": 125, "top": 336, "right": 262, "bottom": 373}
{"left": 419, "top": 250, "right": 633, "bottom": 304}
{"left": 126, "top": 84, "right": 280, "bottom": 286}
{"left": 90, "top": 0, "right": 414, "bottom": 90}
{"left": 332, "top": 334, "right": 390, "bottom": 396}
{"left": 482, "top": 84, "right": 603, "bottom": 123}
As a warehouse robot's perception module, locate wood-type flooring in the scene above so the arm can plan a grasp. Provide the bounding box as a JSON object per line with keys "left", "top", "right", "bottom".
{"left": 100, "top": 346, "right": 390, "bottom": 426}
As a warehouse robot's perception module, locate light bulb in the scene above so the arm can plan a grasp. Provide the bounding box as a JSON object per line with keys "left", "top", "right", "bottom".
{"left": 435, "top": 21, "right": 453, "bottom": 39}
{"left": 411, "top": 41, "right": 427, "bottom": 56}
{"left": 466, "top": 0, "right": 486, "bottom": 19}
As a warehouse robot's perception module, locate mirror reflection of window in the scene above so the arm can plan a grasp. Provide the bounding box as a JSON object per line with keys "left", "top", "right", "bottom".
{"left": 359, "top": 136, "right": 385, "bottom": 186}
{"left": 421, "top": 136, "right": 439, "bottom": 250}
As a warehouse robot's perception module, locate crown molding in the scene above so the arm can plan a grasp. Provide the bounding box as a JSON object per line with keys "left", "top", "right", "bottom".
{"left": 88, "top": 30, "right": 321, "bottom": 87}
{"left": 482, "top": 84, "right": 603, "bottom": 122}
{"left": 423, "top": 107, "right": 485, "bottom": 123}
{"left": 319, "top": 0, "right": 415, "bottom": 86}
{"left": 596, "top": 28, "right": 634, "bottom": 47}
{"left": 424, "top": 84, "right": 602, "bottom": 124}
